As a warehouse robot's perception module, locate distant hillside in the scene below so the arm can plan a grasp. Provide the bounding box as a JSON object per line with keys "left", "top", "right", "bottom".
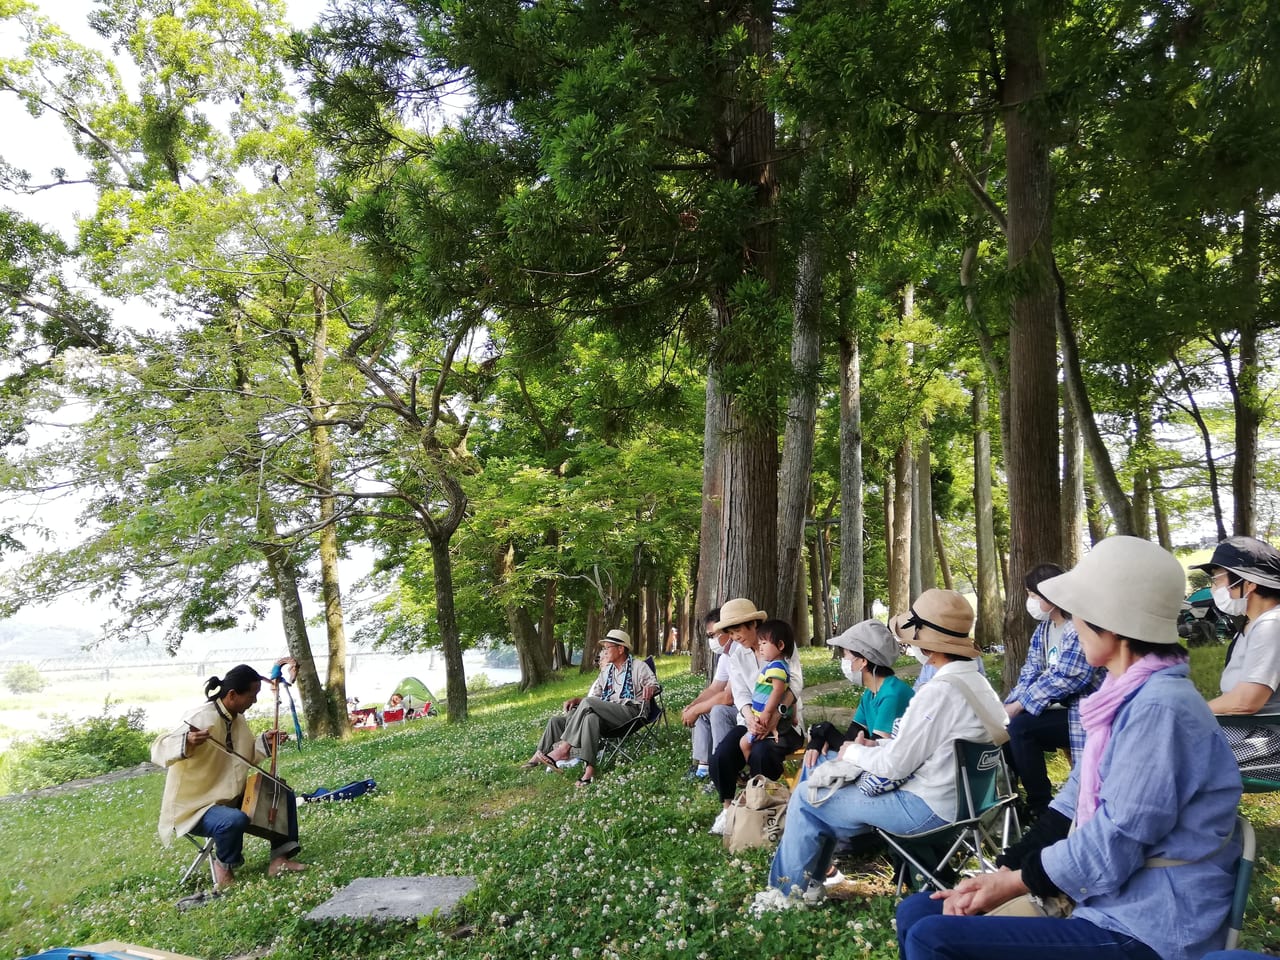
{"left": 0, "top": 620, "right": 98, "bottom": 662}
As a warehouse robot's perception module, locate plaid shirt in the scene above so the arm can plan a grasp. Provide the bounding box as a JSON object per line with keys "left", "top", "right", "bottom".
{"left": 1006, "top": 618, "right": 1104, "bottom": 760}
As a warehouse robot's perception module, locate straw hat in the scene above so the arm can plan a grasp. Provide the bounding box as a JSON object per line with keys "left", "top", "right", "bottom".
{"left": 1038, "top": 536, "right": 1185, "bottom": 644}
{"left": 714, "top": 597, "right": 768, "bottom": 632}
{"left": 601, "top": 628, "right": 632, "bottom": 651}
{"left": 889, "top": 589, "right": 980, "bottom": 659}
{"left": 828, "top": 620, "right": 898, "bottom": 668}
{"left": 1190, "top": 536, "right": 1280, "bottom": 590}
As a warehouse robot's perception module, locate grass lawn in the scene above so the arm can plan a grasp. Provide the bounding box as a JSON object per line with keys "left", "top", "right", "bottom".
{"left": 1, "top": 647, "right": 1279, "bottom": 960}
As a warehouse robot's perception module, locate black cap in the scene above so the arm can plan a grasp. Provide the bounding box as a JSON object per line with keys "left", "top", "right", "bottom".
{"left": 1191, "top": 536, "right": 1280, "bottom": 590}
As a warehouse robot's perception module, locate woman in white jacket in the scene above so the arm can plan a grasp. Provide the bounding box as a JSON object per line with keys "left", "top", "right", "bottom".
{"left": 753, "top": 589, "right": 1006, "bottom": 912}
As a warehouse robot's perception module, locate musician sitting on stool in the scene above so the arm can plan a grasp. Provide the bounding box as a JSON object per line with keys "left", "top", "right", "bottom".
{"left": 151, "top": 660, "right": 307, "bottom": 889}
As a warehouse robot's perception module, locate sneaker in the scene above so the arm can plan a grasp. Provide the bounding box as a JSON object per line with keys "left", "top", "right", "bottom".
{"left": 695, "top": 764, "right": 710, "bottom": 779}
{"left": 749, "top": 888, "right": 807, "bottom": 916}
{"left": 682, "top": 763, "right": 701, "bottom": 781}
{"left": 801, "top": 880, "right": 827, "bottom": 906}
{"left": 823, "top": 867, "right": 847, "bottom": 888}
{"left": 709, "top": 808, "right": 729, "bottom": 835}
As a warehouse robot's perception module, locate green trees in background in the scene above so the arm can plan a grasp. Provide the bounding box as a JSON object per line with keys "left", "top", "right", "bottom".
{"left": 1, "top": 0, "right": 1278, "bottom": 725}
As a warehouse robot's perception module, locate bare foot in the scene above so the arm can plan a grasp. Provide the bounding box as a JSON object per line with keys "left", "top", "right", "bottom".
{"left": 268, "top": 857, "right": 309, "bottom": 878}
{"left": 548, "top": 742, "right": 572, "bottom": 763}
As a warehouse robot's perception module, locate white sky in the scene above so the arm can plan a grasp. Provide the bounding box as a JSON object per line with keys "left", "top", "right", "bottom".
{"left": 0, "top": 0, "right": 336, "bottom": 637}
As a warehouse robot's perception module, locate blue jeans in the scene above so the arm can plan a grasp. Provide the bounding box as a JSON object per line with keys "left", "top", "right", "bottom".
{"left": 768, "top": 784, "right": 946, "bottom": 895}
{"left": 896, "top": 892, "right": 1162, "bottom": 960}
{"left": 195, "top": 793, "right": 300, "bottom": 868}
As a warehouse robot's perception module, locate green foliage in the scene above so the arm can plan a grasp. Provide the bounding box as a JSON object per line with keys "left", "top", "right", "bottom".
{"left": 2, "top": 662, "right": 45, "bottom": 694}
{"left": 4, "top": 702, "right": 151, "bottom": 793}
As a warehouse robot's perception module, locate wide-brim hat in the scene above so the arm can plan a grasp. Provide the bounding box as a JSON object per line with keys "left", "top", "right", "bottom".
{"left": 889, "top": 589, "right": 980, "bottom": 659}
{"left": 714, "top": 597, "right": 768, "bottom": 632}
{"left": 828, "top": 619, "right": 898, "bottom": 668}
{"left": 601, "top": 628, "right": 632, "bottom": 651}
{"left": 1190, "top": 536, "right": 1280, "bottom": 590}
{"left": 1038, "top": 536, "right": 1185, "bottom": 644}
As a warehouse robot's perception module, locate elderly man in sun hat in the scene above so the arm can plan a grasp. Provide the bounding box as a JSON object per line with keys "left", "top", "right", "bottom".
{"left": 751, "top": 588, "right": 1006, "bottom": 913}
{"left": 521, "top": 628, "right": 658, "bottom": 787}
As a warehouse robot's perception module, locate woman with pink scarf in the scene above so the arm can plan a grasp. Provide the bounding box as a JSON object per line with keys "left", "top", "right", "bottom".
{"left": 897, "top": 536, "right": 1243, "bottom": 960}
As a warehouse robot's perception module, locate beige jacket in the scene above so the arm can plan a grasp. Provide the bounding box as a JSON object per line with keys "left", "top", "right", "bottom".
{"left": 151, "top": 700, "right": 270, "bottom": 845}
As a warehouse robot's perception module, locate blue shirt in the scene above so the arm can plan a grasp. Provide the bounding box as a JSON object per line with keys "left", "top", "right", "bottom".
{"left": 1006, "top": 618, "right": 1104, "bottom": 760}
{"left": 853, "top": 674, "right": 914, "bottom": 737}
{"left": 1042, "top": 663, "right": 1242, "bottom": 960}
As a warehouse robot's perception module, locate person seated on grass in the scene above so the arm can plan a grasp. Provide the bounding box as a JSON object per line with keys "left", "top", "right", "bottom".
{"left": 897, "top": 537, "right": 1242, "bottom": 960}
{"left": 738, "top": 621, "right": 794, "bottom": 760}
{"left": 151, "top": 659, "right": 308, "bottom": 890}
{"left": 520, "top": 628, "right": 658, "bottom": 787}
{"left": 680, "top": 607, "right": 738, "bottom": 781}
{"left": 707, "top": 601, "right": 806, "bottom": 836}
{"left": 751, "top": 588, "right": 1006, "bottom": 913}
{"left": 1003, "top": 562, "right": 1104, "bottom": 821}
{"left": 1195, "top": 536, "right": 1280, "bottom": 780}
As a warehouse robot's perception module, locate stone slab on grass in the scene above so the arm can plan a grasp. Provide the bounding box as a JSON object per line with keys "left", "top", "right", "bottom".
{"left": 305, "top": 876, "right": 477, "bottom": 923}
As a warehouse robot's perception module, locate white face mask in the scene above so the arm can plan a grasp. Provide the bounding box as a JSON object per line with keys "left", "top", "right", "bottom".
{"left": 840, "top": 658, "right": 862, "bottom": 686}
{"left": 1025, "top": 595, "right": 1052, "bottom": 622}
{"left": 907, "top": 645, "right": 930, "bottom": 665}
{"left": 707, "top": 635, "right": 722, "bottom": 655}
{"left": 1212, "top": 585, "right": 1249, "bottom": 617}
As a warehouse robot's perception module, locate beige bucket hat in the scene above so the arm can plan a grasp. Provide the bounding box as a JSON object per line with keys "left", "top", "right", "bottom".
{"left": 1037, "top": 536, "right": 1185, "bottom": 644}
{"left": 714, "top": 597, "right": 768, "bottom": 632}
{"left": 889, "top": 588, "right": 980, "bottom": 659}
{"left": 601, "top": 628, "right": 632, "bottom": 651}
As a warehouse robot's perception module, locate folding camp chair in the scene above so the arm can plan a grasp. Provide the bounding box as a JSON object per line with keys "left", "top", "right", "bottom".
{"left": 1226, "top": 815, "right": 1257, "bottom": 950}
{"left": 179, "top": 834, "right": 217, "bottom": 887}
{"left": 877, "top": 739, "right": 1022, "bottom": 893}
{"left": 597, "top": 656, "right": 668, "bottom": 768}
{"left": 1217, "top": 715, "right": 1280, "bottom": 792}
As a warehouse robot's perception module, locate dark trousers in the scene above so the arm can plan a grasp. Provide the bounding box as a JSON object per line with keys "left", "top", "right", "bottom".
{"left": 1004, "top": 708, "right": 1070, "bottom": 815}
{"left": 709, "top": 724, "right": 803, "bottom": 802}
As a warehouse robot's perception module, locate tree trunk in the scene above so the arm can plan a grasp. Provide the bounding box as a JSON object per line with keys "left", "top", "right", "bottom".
{"left": 306, "top": 287, "right": 349, "bottom": 738}
{"left": 776, "top": 132, "right": 824, "bottom": 614}
{"left": 932, "top": 512, "right": 954, "bottom": 591}
{"left": 1061, "top": 384, "right": 1084, "bottom": 568}
{"left": 1131, "top": 405, "right": 1152, "bottom": 541}
{"left": 1154, "top": 478, "right": 1173, "bottom": 551}
{"left": 916, "top": 432, "right": 937, "bottom": 592}
{"left": 1173, "top": 357, "right": 1229, "bottom": 542}
{"left": 1054, "top": 261, "right": 1134, "bottom": 536}
{"left": 1084, "top": 462, "right": 1108, "bottom": 546}
{"left": 837, "top": 300, "right": 865, "bottom": 631}
{"left": 972, "top": 379, "right": 1003, "bottom": 651}
{"left": 541, "top": 576, "right": 563, "bottom": 670}
{"left": 1001, "top": 2, "right": 1062, "bottom": 691}
{"left": 497, "top": 543, "right": 554, "bottom": 689}
{"left": 696, "top": 360, "right": 725, "bottom": 615}
{"left": 257, "top": 517, "right": 328, "bottom": 739}
{"left": 1231, "top": 196, "right": 1261, "bottom": 538}
{"left": 428, "top": 533, "right": 468, "bottom": 721}
{"left": 890, "top": 439, "right": 913, "bottom": 616}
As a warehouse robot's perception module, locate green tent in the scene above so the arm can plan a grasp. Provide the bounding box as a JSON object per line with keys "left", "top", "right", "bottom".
{"left": 392, "top": 676, "right": 441, "bottom": 716}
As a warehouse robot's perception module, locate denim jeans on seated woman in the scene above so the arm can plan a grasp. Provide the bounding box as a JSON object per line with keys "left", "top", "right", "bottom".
{"left": 768, "top": 783, "right": 946, "bottom": 895}
{"left": 896, "top": 892, "right": 1162, "bottom": 960}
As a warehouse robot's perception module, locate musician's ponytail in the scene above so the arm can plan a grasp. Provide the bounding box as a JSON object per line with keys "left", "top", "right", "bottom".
{"left": 205, "top": 664, "right": 263, "bottom": 701}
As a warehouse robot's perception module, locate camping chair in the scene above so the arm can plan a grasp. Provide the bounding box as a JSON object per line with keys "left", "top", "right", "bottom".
{"left": 1217, "top": 715, "right": 1280, "bottom": 792}
{"left": 179, "top": 834, "right": 217, "bottom": 887}
{"left": 876, "top": 739, "right": 1022, "bottom": 893}
{"left": 1227, "top": 815, "right": 1257, "bottom": 950}
{"left": 597, "top": 656, "right": 668, "bottom": 768}
{"left": 382, "top": 706, "right": 407, "bottom": 725}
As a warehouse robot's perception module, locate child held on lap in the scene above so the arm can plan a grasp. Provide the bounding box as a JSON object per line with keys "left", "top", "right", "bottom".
{"left": 741, "top": 624, "right": 794, "bottom": 760}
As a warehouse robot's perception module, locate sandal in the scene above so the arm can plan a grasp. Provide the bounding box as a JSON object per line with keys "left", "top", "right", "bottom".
{"left": 575, "top": 775, "right": 594, "bottom": 787}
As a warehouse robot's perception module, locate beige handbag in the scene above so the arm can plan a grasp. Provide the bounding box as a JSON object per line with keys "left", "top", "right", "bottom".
{"left": 985, "top": 893, "right": 1074, "bottom": 918}
{"left": 723, "top": 775, "right": 791, "bottom": 853}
